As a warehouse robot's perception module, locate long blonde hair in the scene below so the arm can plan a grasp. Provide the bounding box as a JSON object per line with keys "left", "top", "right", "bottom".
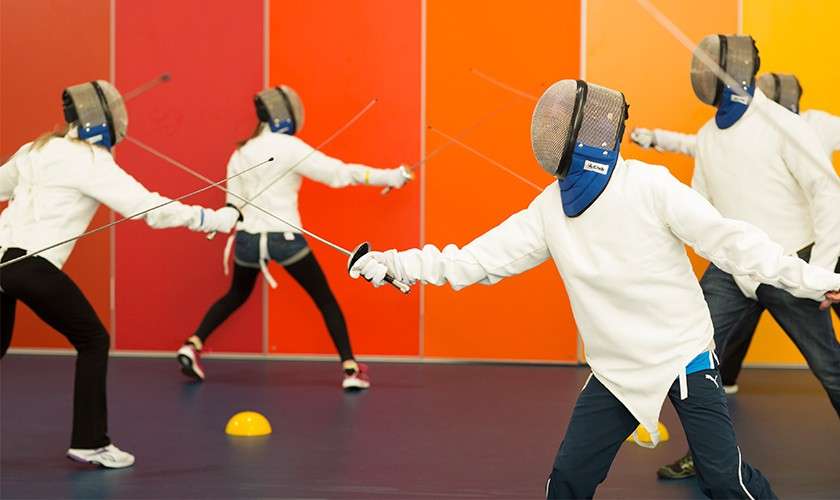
{"left": 32, "top": 123, "right": 72, "bottom": 150}
{"left": 31, "top": 123, "right": 98, "bottom": 153}
{"left": 237, "top": 122, "right": 265, "bottom": 148}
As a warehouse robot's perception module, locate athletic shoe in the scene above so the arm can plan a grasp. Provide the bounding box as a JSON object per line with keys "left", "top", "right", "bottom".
{"left": 342, "top": 363, "right": 371, "bottom": 391}
{"left": 67, "top": 444, "right": 135, "bottom": 469}
{"left": 723, "top": 384, "right": 739, "bottom": 395}
{"left": 177, "top": 343, "right": 205, "bottom": 381}
{"left": 657, "top": 452, "right": 695, "bottom": 480}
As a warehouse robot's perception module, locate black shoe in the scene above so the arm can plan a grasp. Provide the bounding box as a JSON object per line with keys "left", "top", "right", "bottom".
{"left": 657, "top": 452, "right": 695, "bottom": 480}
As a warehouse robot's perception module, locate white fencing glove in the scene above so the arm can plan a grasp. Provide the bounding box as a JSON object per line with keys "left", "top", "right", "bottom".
{"left": 200, "top": 205, "right": 242, "bottom": 234}
{"left": 349, "top": 250, "right": 407, "bottom": 288}
{"left": 386, "top": 166, "right": 414, "bottom": 188}
{"left": 630, "top": 128, "right": 655, "bottom": 149}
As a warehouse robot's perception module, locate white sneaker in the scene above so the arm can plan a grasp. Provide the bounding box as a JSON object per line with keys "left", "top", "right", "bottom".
{"left": 342, "top": 363, "right": 371, "bottom": 391}
{"left": 67, "top": 444, "right": 135, "bottom": 469}
{"left": 723, "top": 384, "right": 739, "bottom": 395}
{"left": 177, "top": 343, "right": 205, "bottom": 381}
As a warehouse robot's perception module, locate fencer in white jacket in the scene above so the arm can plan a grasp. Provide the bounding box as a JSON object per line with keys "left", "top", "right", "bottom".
{"left": 641, "top": 41, "right": 840, "bottom": 482}
{"left": 0, "top": 81, "right": 240, "bottom": 469}
{"left": 177, "top": 86, "right": 410, "bottom": 390}
{"left": 630, "top": 79, "right": 840, "bottom": 406}
{"left": 350, "top": 80, "right": 840, "bottom": 498}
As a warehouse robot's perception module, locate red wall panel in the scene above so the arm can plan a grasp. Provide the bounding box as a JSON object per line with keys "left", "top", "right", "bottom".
{"left": 114, "top": 0, "right": 264, "bottom": 352}
{"left": 267, "top": 0, "right": 421, "bottom": 356}
{"left": 1, "top": 0, "right": 111, "bottom": 348}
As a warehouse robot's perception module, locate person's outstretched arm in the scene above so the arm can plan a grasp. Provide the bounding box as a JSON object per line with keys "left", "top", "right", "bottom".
{"left": 802, "top": 109, "right": 840, "bottom": 156}
{"left": 350, "top": 195, "right": 550, "bottom": 290}
{"left": 75, "top": 150, "right": 240, "bottom": 234}
{"left": 631, "top": 128, "right": 697, "bottom": 156}
{"left": 291, "top": 138, "right": 410, "bottom": 190}
{"left": 651, "top": 166, "right": 840, "bottom": 304}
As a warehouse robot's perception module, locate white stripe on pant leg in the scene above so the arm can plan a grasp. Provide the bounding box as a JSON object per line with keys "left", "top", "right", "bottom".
{"left": 737, "top": 446, "right": 756, "bottom": 500}
{"left": 679, "top": 369, "right": 688, "bottom": 400}
{"left": 580, "top": 373, "right": 593, "bottom": 392}
{"left": 545, "top": 476, "right": 551, "bottom": 499}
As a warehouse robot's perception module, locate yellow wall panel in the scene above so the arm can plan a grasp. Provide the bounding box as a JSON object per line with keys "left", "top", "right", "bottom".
{"left": 742, "top": 0, "right": 840, "bottom": 365}
{"left": 586, "top": 0, "right": 738, "bottom": 279}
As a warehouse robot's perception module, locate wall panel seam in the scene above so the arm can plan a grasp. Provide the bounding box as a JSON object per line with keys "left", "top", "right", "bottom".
{"left": 109, "top": 0, "right": 117, "bottom": 344}
{"left": 419, "top": 0, "right": 427, "bottom": 359}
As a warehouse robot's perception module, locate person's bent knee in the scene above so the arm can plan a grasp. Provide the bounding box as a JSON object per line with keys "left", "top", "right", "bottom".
{"left": 73, "top": 328, "right": 111, "bottom": 354}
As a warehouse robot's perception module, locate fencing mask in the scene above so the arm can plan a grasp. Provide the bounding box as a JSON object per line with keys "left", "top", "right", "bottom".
{"left": 254, "top": 85, "right": 304, "bottom": 135}
{"left": 691, "top": 35, "right": 760, "bottom": 107}
{"left": 531, "top": 80, "right": 629, "bottom": 217}
{"left": 756, "top": 73, "right": 802, "bottom": 114}
{"left": 62, "top": 80, "right": 128, "bottom": 149}
{"left": 691, "top": 35, "right": 760, "bottom": 128}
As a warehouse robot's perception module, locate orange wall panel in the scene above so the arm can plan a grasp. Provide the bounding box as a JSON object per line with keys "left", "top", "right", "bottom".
{"left": 1, "top": 0, "right": 111, "bottom": 349}
{"left": 267, "top": 0, "right": 422, "bottom": 356}
{"left": 424, "top": 0, "right": 581, "bottom": 361}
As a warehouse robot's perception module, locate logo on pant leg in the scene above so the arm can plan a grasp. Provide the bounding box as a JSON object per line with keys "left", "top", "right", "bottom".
{"left": 705, "top": 373, "right": 720, "bottom": 388}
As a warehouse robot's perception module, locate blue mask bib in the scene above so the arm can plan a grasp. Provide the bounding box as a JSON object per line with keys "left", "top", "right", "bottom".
{"left": 715, "top": 84, "right": 755, "bottom": 129}
{"left": 78, "top": 123, "right": 114, "bottom": 150}
{"left": 558, "top": 144, "right": 619, "bottom": 217}
{"left": 269, "top": 117, "right": 295, "bottom": 135}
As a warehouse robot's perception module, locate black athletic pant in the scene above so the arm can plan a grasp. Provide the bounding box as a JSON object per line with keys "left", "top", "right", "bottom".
{"left": 547, "top": 370, "right": 775, "bottom": 499}
{"left": 718, "top": 254, "right": 840, "bottom": 387}
{"left": 0, "top": 248, "right": 110, "bottom": 449}
{"left": 193, "top": 252, "right": 354, "bottom": 361}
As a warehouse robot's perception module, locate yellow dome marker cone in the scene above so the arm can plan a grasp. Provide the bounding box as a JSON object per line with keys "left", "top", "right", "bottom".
{"left": 225, "top": 411, "right": 272, "bottom": 437}
{"left": 625, "top": 421, "right": 669, "bottom": 446}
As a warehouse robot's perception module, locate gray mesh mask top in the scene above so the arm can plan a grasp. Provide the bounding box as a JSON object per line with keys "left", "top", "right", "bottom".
{"left": 576, "top": 84, "right": 627, "bottom": 150}
{"left": 255, "top": 85, "right": 304, "bottom": 134}
{"left": 531, "top": 80, "right": 626, "bottom": 178}
{"left": 757, "top": 73, "right": 802, "bottom": 113}
{"left": 63, "top": 80, "right": 128, "bottom": 145}
{"left": 691, "top": 35, "right": 759, "bottom": 106}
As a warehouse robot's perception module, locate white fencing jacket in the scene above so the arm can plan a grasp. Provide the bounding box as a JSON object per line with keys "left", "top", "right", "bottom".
{"left": 384, "top": 158, "right": 840, "bottom": 444}
{"left": 224, "top": 127, "right": 400, "bottom": 285}
{"left": 693, "top": 90, "right": 840, "bottom": 298}
{"left": 227, "top": 127, "right": 400, "bottom": 234}
{"left": 0, "top": 137, "right": 208, "bottom": 270}
{"left": 652, "top": 108, "right": 840, "bottom": 159}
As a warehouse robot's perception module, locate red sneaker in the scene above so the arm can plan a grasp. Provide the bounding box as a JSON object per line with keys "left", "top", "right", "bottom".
{"left": 342, "top": 363, "right": 370, "bottom": 391}
{"left": 176, "top": 343, "right": 205, "bottom": 381}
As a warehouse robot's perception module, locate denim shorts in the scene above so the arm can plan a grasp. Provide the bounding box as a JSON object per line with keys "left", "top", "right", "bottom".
{"left": 233, "top": 230, "right": 310, "bottom": 268}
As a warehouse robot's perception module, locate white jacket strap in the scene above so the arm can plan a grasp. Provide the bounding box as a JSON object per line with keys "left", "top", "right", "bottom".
{"left": 223, "top": 233, "right": 235, "bottom": 276}
{"left": 258, "top": 232, "right": 278, "bottom": 288}
{"left": 631, "top": 427, "right": 659, "bottom": 449}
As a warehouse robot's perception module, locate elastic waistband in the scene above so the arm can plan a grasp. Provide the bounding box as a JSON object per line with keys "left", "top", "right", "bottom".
{"left": 685, "top": 350, "right": 717, "bottom": 375}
